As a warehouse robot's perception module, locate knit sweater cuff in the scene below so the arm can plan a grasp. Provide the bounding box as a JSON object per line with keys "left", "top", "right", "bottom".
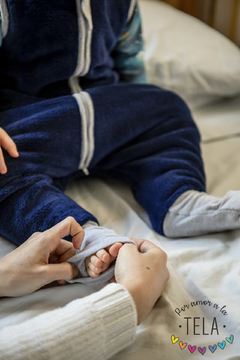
{"left": 91, "top": 283, "right": 137, "bottom": 358}
{"left": 0, "top": 284, "right": 137, "bottom": 360}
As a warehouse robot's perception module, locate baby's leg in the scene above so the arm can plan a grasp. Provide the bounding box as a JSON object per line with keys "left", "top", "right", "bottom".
{"left": 86, "top": 242, "right": 123, "bottom": 278}
{"left": 86, "top": 84, "right": 205, "bottom": 236}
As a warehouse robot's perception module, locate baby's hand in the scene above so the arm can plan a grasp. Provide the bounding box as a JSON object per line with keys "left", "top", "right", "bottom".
{"left": 0, "top": 127, "right": 19, "bottom": 174}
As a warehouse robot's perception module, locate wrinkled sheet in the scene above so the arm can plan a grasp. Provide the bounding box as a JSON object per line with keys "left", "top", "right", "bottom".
{"left": 0, "top": 94, "right": 240, "bottom": 359}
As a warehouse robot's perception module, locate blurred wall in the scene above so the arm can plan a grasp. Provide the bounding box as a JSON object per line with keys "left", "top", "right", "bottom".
{"left": 160, "top": 0, "right": 240, "bottom": 46}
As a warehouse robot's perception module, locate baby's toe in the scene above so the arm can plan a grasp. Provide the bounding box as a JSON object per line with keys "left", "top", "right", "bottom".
{"left": 86, "top": 244, "right": 124, "bottom": 279}
{"left": 87, "top": 261, "right": 103, "bottom": 277}
{"left": 96, "top": 249, "right": 111, "bottom": 263}
{"left": 108, "top": 242, "right": 123, "bottom": 258}
{"left": 90, "top": 254, "right": 104, "bottom": 268}
{"left": 87, "top": 268, "right": 101, "bottom": 278}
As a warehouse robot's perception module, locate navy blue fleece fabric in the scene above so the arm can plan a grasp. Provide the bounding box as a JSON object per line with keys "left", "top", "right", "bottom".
{"left": 89, "top": 84, "right": 206, "bottom": 234}
{"left": 0, "top": 84, "right": 205, "bottom": 245}
{"left": 0, "top": 95, "right": 98, "bottom": 244}
{"left": 0, "top": 0, "right": 132, "bottom": 101}
{"left": 0, "top": 0, "right": 78, "bottom": 96}
{"left": 0, "top": 0, "right": 205, "bottom": 246}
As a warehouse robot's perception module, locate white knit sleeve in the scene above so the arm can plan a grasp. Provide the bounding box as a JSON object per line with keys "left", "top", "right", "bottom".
{"left": 0, "top": 284, "right": 137, "bottom": 360}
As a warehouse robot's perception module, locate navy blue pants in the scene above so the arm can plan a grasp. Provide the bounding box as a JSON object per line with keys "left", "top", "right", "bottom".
{"left": 0, "top": 84, "right": 205, "bottom": 245}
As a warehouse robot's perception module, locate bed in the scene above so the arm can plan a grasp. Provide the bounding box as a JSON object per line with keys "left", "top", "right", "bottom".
{"left": 1, "top": 1, "right": 240, "bottom": 359}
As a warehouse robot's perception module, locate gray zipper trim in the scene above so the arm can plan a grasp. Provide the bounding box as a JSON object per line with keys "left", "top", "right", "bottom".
{"left": 73, "top": 92, "right": 95, "bottom": 175}
{"left": 81, "top": 0, "right": 93, "bottom": 75}
{"left": 69, "top": 76, "right": 82, "bottom": 94}
{"left": 0, "top": 0, "right": 9, "bottom": 38}
{"left": 127, "top": 0, "right": 137, "bottom": 22}
{"left": 74, "top": 0, "right": 92, "bottom": 77}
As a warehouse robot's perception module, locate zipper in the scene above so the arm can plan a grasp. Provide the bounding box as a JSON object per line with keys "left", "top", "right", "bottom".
{"left": 73, "top": 0, "right": 92, "bottom": 78}
{"left": 73, "top": 92, "right": 95, "bottom": 175}
{"left": 0, "top": 0, "right": 9, "bottom": 39}
{"left": 127, "top": 0, "right": 137, "bottom": 22}
{"left": 70, "top": 0, "right": 94, "bottom": 175}
{"left": 81, "top": 0, "right": 93, "bottom": 76}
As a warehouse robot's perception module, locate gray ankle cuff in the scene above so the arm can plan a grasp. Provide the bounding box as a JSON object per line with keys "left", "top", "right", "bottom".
{"left": 163, "top": 190, "right": 240, "bottom": 238}
{"left": 67, "top": 225, "right": 135, "bottom": 285}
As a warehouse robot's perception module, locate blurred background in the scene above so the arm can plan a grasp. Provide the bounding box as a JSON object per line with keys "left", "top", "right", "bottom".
{"left": 160, "top": 0, "right": 240, "bottom": 46}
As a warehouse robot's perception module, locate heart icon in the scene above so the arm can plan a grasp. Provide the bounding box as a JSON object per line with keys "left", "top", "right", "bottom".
{"left": 188, "top": 345, "right": 196, "bottom": 353}
{"left": 198, "top": 347, "right": 206, "bottom": 355}
{"left": 208, "top": 345, "right": 217, "bottom": 353}
{"left": 218, "top": 341, "right": 226, "bottom": 350}
{"left": 171, "top": 335, "right": 179, "bottom": 344}
{"left": 179, "top": 341, "right": 187, "bottom": 350}
{"left": 226, "top": 335, "right": 234, "bottom": 344}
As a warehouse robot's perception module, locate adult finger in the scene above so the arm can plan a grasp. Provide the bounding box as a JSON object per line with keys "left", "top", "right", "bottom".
{"left": 58, "top": 246, "right": 77, "bottom": 263}
{"left": 41, "top": 262, "right": 79, "bottom": 283}
{"left": 0, "top": 128, "right": 19, "bottom": 157}
{"left": 130, "top": 238, "right": 160, "bottom": 254}
{"left": 0, "top": 147, "right": 7, "bottom": 174}
{"left": 57, "top": 280, "right": 66, "bottom": 285}
{"left": 53, "top": 239, "right": 75, "bottom": 257}
{"left": 120, "top": 240, "right": 168, "bottom": 269}
{"left": 49, "top": 240, "right": 76, "bottom": 263}
{"left": 43, "top": 217, "right": 85, "bottom": 251}
{"left": 27, "top": 232, "right": 42, "bottom": 241}
{"left": 49, "top": 253, "right": 59, "bottom": 263}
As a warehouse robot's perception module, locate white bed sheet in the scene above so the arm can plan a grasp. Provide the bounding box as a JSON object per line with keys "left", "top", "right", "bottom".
{"left": 0, "top": 95, "right": 240, "bottom": 359}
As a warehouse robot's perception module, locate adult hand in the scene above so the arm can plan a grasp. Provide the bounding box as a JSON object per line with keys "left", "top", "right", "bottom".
{"left": 0, "top": 127, "right": 19, "bottom": 174}
{"left": 0, "top": 217, "right": 84, "bottom": 297}
{"left": 115, "top": 238, "right": 170, "bottom": 325}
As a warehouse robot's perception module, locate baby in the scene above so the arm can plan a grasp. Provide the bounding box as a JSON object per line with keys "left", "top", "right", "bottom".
{"left": 1, "top": 0, "right": 240, "bottom": 283}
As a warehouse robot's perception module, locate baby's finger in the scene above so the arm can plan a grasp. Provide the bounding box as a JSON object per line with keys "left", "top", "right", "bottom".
{"left": 0, "top": 147, "right": 7, "bottom": 174}
{"left": 0, "top": 129, "right": 19, "bottom": 157}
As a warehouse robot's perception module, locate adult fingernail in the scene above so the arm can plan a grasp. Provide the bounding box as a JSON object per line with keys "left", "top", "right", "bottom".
{"left": 72, "top": 264, "right": 79, "bottom": 278}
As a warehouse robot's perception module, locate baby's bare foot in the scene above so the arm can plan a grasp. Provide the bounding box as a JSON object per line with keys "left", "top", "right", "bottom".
{"left": 86, "top": 242, "right": 123, "bottom": 278}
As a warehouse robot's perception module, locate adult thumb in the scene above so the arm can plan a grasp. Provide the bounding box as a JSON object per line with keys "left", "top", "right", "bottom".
{"left": 44, "top": 262, "right": 79, "bottom": 282}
